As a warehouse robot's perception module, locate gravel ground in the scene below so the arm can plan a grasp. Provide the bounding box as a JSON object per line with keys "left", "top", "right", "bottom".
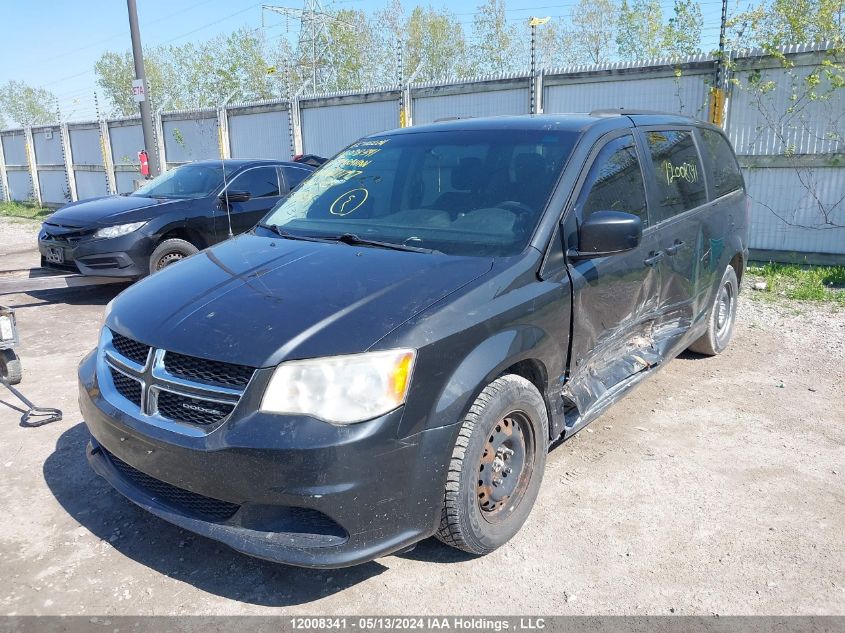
{"left": 0, "top": 217, "right": 843, "bottom": 616}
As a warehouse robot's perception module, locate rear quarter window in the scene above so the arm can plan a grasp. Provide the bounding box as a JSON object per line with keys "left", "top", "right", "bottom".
{"left": 645, "top": 130, "right": 707, "bottom": 222}
{"left": 698, "top": 128, "right": 744, "bottom": 199}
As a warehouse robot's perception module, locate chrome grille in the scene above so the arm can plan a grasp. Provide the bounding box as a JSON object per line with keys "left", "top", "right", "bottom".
{"left": 104, "top": 448, "right": 240, "bottom": 521}
{"left": 101, "top": 330, "right": 251, "bottom": 435}
{"left": 110, "top": 331, "right": 150, "bottom": 366}
{"left": 164, "top": 351, "right": 254, "bottom": 389}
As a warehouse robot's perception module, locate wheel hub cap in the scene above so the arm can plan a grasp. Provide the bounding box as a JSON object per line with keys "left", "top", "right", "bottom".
{"left": 478, "top": 414, "right": 527, "bottom": 515}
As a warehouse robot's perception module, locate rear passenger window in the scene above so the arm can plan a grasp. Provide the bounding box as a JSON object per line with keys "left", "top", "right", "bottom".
{"left": 231, "top": 167, "right": 279, "bottom": 198}
{"left": 698, "top": 129, "right": 744, "bottom": 199}
{"left": 645, "top": 130, "right": 707, "bottom": 221}
{"left": 578, "top": 135, "right": 648, "bottom": 228}
{"left": 283, "top": 166, "right": 310, "bottom": 191}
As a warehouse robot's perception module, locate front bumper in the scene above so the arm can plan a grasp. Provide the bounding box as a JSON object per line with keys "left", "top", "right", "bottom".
{"left": 78, "top": 351, "right": 457, "bottom": 568}
{"left": 38, "top": 232, "right": 153, "bottom": 278}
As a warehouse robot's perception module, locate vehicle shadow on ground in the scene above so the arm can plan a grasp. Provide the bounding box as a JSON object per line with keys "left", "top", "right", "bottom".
{"left": 43, "top": 422, "right": 388, "bottom": 607}
{"left": 8, "top": 283, "right": 131, "bottom": 309}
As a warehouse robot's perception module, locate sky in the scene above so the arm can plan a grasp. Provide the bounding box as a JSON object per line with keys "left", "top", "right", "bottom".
{"left": 0, "top": 0, "right": 736, "bottom": 124}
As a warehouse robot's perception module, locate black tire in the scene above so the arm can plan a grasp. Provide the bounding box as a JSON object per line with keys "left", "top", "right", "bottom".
{"left": 0, "top": 349, "right": 22, "bottom": 385}
{"left": 436, "top": 374, "right": 549, "bottom": 555}
{"left": 688, "top": 264, "right": 739, "bottom": 356}
{"left": 149, "top": 238, "right": 199, "bottom": 275}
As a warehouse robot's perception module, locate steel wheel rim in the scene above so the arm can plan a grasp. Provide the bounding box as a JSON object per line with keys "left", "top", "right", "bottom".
{"left": 477, "top": 410, "right": 535, "bottom": 523}
{"left": 156, "top": 252, "right": 184, "bottom": 271}
{"left": 715, "top": 280, "right": 734, "bottom": 338}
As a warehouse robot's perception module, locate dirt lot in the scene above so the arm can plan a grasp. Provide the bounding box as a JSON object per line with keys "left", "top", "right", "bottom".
{"left": 1, "top": 216, "right": 843, "bottom": 616}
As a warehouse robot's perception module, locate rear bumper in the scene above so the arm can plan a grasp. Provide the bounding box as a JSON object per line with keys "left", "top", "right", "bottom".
{"left": 78, "top": 351, "right": 457, "bottom": 568}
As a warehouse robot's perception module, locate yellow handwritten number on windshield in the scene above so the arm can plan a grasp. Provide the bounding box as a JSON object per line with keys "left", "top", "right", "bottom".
{"left": 330, "top": 188, "right": 369, "bottom": 216}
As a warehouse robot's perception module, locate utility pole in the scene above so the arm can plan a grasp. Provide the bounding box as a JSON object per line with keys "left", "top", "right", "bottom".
{"left": 127, "top": 0, "right": 160, "bottom": 177}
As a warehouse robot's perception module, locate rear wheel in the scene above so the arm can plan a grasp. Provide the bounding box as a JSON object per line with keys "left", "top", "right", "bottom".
{"left": 149, "top": 238, "right": 199, "bottom": 275}
{"left": 688, "top": 264, "right": 739, "bottom": 356}
{"left": 436, "top": 374, "right": 548, "bottom": 555}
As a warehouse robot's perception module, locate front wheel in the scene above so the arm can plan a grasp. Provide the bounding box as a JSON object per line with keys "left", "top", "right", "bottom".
{"left": 436, "top": 374, "right": 549, "bottom": 555}
{"left": 149, "top": 238, "right": 199, "bottom": 275}
{"left": 688, "top": 264, "right": 739, "bottom": 356}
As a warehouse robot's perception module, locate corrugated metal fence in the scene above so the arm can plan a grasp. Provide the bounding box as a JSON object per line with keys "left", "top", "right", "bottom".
{"left": 1, "top": 43, "right": 842, "bottom": 259}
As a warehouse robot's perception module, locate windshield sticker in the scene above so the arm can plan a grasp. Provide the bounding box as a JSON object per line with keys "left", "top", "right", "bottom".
{"left": 663, "top": 160, "right": 698, "bottom": 184}
{"left": 330, "top": 188, "right": 369, "bottom": 216}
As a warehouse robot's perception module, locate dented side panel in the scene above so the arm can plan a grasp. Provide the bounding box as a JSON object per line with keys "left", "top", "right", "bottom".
{"left": 563, "top": 229, "right": 663, "bottom": 420}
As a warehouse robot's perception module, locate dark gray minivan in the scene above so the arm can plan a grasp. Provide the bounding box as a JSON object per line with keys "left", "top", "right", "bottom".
{"left": 79, "top": 112, "right": 749, "bottom": 568}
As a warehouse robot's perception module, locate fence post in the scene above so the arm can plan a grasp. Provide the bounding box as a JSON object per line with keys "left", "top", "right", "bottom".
{"left": 291, "top": 97, "right": 304, "bottom": 156}
{"left": 99, "top": 120, "right": 117, "bottom": 195}
{"left": 534, "top": 70, "right": 545, "bottom": 115}
{"left": 0, "top": 135, "right": 9, "bottom": 202}
{"left": 155, "top": 111, "right": 168, "bottom": 172}
{"left": 60, "top": 123, "right": 78, "bottom": 202}
{"left": 23, "top": 127, "right": 42, "bottom": 207}
{"left": 217, "top": 107, "right": 231, "bottom": 159}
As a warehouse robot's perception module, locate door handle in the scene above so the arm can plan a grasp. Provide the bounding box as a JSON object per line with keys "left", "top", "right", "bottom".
{"left": 665, "top": 240, "right": 685, "bottom": 256}
{"left": 644, "top": 251, "right": 664, "bottom": 267}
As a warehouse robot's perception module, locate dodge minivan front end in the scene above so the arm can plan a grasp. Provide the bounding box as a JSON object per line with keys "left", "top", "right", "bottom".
{"left": 79, "top": 327, "right": 457, "bottom": 568}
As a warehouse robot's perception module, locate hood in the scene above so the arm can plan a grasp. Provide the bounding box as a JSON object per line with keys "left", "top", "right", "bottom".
{"left": 46, "top": 195, "right": 186, "bottom": 227}
{"left": 106, "top": 233, "right": 494, "bottom": 367}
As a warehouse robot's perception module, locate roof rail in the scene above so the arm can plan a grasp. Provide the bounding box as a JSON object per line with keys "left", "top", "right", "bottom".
{"left": 589, "top": 108, "right": 693, "bottom": 117}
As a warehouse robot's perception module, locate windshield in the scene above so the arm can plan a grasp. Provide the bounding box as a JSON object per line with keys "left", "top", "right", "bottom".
{"left": 132, "top": 163, "right": 225, "bottom": 199}
{"left": 262, "top": 129, "right": 578, "bottom": 256}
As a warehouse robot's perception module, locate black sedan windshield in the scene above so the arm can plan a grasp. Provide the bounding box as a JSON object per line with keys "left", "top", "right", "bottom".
{"left": 263, "top": 129, "right": 578, "bottom": 257}
{"left": 132, "top": 164, "right": 224, "bottom": 199}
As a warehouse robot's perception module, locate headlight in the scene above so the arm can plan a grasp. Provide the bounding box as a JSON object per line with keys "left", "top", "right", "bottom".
{"left": 94, "top": 221, "right": 146, "bottom": 239}
{"left": 102, "top": 297, "right": 116, "bottom": 325}
{"left": 261, "top": 349, "right": 416, "bottom": 424}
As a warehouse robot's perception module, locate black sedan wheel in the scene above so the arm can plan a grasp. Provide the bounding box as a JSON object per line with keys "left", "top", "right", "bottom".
{"left": 149, "top": 239, "right": 199, "bottom": 275}
{"left": 436, "top": 374, "right": 549, "bottom": 555}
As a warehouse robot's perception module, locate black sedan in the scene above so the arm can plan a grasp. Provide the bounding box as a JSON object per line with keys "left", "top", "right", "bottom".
{"left": 37, "top": 159, "right": 314, "bottom": 277}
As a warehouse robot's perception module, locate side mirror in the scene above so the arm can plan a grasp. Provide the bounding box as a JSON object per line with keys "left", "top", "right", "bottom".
{"left": 570, "top": 210, "right": 642, "bottom": 259}
{"left": 220, "top": 190, "right": 250, "bottom": 204}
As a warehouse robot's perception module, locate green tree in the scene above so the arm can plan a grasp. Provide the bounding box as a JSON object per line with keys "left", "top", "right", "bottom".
{"left": 470, "top": 0, "right": 523, "bottom": 75}
{"left": 371, "top": 0, "right": 407, "bottom": 85}
{"left": 0, "top": 81, "right": 58, "bottom": 127}
{"left": 663, "top": 0, "right": 703, "bottom": 57}
{"left": 568, "top": 0, "right": 619, "bottom": 64}
{"left": 756, "top": 0, "right": 844, "bottom": 47}
{"left": 95, "top": 47, "right": 182, "bottom": 116}
{"left": 323, "top": 9, "right": 381, "bottom": 90}
{"left": 535, "top": 19, "right": 578, "bottom": 68}
{"left": 405, "top": 6, "right": 469, "bottom": 81}
{"left": 616, "top": 0, "right": 665, "bottom": 60}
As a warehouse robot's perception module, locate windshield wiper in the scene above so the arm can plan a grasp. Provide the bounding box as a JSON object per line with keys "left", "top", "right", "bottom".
{"left": 258, "top": 224, "right": 336, "bottom": 244}
{"left": 324, "top": 233, "right": 438, "bottom": 254}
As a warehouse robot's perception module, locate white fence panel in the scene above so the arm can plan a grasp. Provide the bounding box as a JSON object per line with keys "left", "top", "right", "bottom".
{"left": 412, "top": 87, "right": 528, "bottom": 125}
{"left": 301, "top": 98, "right": 398, "bottom": 157}
{"left": 1, "top": 131, "right": 27, "bottom": 166}
{"left": 228, "top": 107, "right": 292, "bottom": 160}
{"left": 6, "top": 169, "right": 32, "bottom": 201}
{"left": 745, "top": 165, "right": 845, "bottom": 254}
{"left": 162, "top": 113, "right": 219, "bottom": 166}
{"left": 544, "top": 73, "right": 710, "bottom": 117}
